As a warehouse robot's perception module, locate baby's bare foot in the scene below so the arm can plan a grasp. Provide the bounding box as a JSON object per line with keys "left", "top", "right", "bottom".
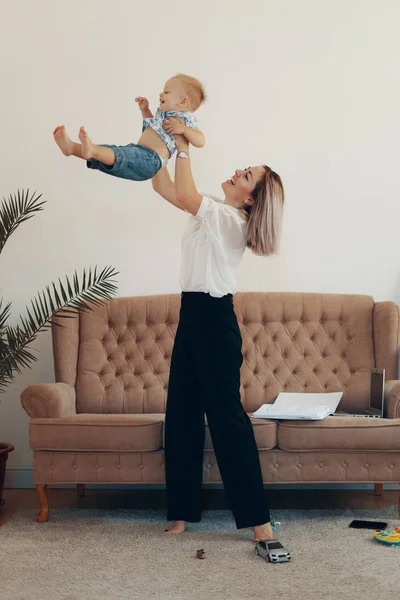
{"left": 164, "top": 520, "right": 186, "bottom": 534}
{"left": 53, "top": 125, "right": 74, "bottom": 156}
{"left": 252, "top": 522, "right": 274, "bottom": 543}
{"left": 78, "top": 126, "right": 94, "bottom": 160}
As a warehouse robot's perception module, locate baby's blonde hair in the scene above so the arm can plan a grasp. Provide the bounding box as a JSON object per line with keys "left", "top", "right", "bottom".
{"left": 173, "top": 73, "right": 206, "bottom": 112}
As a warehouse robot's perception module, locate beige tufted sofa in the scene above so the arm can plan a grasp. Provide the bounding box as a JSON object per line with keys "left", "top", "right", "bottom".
{"left": 21, "top": 292, "right": 400, "bottom": 522}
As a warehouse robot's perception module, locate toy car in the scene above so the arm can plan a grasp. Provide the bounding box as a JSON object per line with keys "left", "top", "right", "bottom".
{"left": 255, "top": 539, "right": 291, "bottom": 563}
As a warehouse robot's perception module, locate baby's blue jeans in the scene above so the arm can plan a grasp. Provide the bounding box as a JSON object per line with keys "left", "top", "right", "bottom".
{"left": 87, "top": 143, "right": 168, "bottom": 181}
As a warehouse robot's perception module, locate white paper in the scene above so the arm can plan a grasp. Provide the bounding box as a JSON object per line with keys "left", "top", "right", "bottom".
{"left": 252, "top": 392, "right": 343, "bottom": 420}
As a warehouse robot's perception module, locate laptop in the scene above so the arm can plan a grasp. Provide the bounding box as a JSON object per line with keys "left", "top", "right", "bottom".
{"left": 335, "top": 368, "right": 385, "bottom": 418}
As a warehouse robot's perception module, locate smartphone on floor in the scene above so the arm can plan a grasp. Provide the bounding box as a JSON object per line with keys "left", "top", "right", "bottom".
{"left": 349, "top": 520, "right": 387, "bottom": 530}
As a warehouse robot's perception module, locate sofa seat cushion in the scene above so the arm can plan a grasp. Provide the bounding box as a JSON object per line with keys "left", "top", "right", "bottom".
{"left": 30, "top": 414, "right": 164, "bottom": 452}
{"left": 278, "top": 417, "right": 400, "bottom": 452}
{"left": 161, "top": 415, "right": 278, "bottom": 451}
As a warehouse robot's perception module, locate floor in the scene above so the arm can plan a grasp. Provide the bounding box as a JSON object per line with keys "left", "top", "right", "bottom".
{"left": 1, "top": 487, "right": 398, "bottom": 525}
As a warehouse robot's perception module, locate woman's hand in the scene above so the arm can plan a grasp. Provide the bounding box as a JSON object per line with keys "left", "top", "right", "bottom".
{"left": 163, "top": 117, "right": 186, "bottom": 136}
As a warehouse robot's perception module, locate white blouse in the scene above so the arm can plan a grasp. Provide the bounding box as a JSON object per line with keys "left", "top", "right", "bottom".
{"left": 179, "top": 194, "right": 248, "bottom": 298}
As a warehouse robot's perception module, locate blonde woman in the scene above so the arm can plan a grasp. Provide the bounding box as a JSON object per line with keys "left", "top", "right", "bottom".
{"left": 152, "top": 118, "right": 284, "bottom": 546}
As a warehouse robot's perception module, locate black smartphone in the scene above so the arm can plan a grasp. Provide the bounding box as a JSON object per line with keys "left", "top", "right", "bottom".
{"left": 349, "top": 520, "right": 387, "bottom": 530}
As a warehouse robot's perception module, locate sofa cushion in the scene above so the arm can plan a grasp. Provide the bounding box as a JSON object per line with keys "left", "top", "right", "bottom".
{"left": 278, "top": 417, "right": 400, "bottom": 451}
{"left": 161, "top": 415, "right": 277, "bottom": 451}
{"left": 30, "top": 414, "right": 164, "bottom": 452}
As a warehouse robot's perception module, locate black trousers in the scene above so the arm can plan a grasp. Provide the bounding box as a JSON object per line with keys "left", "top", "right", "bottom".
{"left": 164, "top": 291, "right": 270, "bottom": 529}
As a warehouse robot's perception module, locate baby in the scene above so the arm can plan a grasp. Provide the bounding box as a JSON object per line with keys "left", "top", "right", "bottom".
{"left": 53, "top": 73, "right": 206, "bottom": 182}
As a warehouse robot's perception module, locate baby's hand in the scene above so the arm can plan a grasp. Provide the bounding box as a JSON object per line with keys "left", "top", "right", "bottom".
{"left": 163, "top": 117, "right": 186, "bottom": 136}
{"left": 135, "top": 97, "right": 150, "bottom": 112}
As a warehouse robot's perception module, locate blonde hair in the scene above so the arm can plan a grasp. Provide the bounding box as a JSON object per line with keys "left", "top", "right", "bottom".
{"left": 173, "top": 73, "right": 206, "bottom": 112}
{"left": 244, "top": 166, "right": 284, "bottom": 256}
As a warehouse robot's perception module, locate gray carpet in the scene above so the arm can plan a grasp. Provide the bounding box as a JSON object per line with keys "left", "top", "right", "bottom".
{"left": 2, "top": 506, "right": 400, "bottom": 600}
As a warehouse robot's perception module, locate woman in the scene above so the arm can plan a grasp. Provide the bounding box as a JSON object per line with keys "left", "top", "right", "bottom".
{"left": 152, "top": 118, "right": 284, "bottom": 545}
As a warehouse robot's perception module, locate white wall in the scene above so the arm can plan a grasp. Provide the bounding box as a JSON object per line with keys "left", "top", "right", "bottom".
{"left": 1, "top": 0, "right": 399, "bottom": 479}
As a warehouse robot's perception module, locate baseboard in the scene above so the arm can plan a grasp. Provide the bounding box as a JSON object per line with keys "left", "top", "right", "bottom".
{"left": 5, "top": 467, "right": 400, "bottom": 491}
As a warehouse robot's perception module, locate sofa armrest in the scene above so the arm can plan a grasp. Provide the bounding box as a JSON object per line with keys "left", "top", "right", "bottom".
{"left": 21, "top": 383, "right": 77, "bottom": 418}
{"left": 384, "top": 380, "right": 400, "bottom": 419}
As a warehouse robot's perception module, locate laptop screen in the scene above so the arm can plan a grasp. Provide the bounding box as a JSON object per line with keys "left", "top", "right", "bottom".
{"left": 370, "top": 369, "right": 385, "bottom": 410}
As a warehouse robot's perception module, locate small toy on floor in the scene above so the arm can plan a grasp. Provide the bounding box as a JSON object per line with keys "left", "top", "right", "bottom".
{"left": 270, "top": 516, "right": 281, "bottom": 532}
{"left": 373, "top": 528, "right": 400, "bottom": 546}
{"left": 196, "top": 549, "right": 206, "bottom": 559}
{"left": 255, "top": 539, "right": 291, "bottom": 563}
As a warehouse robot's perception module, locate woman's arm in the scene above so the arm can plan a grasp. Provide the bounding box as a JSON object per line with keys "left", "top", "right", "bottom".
{"left": 151, "top": 167, "right": 186, "bottom": 212}
{"left": 174, "top": 135, "right": 203, "bottom": 216}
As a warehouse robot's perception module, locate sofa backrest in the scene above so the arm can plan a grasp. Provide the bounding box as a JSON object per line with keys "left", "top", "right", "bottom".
{"left": 52, "top": 292, "right": 400, "bottom": 415}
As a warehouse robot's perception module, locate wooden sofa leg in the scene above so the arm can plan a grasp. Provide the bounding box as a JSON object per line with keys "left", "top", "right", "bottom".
{"left": 35, "top": 484, "right": 49, "bottom": 523}
{"left": 374, "top": 483, "right": 383, "bottom": 496}
{"left": 77, "top": 484, "right": 85, "bottom": 497}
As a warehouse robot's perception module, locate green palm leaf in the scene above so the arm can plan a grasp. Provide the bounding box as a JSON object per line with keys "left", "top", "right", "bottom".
{"left": 0, "top": 266, "right": 119, "bottom": 394}
{"left": 0, "top": 188, "right": 120, "bottom": 395}
{"left": 0, "top": 190, "right": 45, "bottom": 254}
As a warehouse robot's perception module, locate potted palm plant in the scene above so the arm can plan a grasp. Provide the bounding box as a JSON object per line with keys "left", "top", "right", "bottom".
{"left": 0, "top": 189, "right": 118, "bottom": 507}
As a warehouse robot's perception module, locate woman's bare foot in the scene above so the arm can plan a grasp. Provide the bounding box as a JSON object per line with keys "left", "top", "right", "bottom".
{"left": 252, "top": 521, "right": 274, "bottom": 543}
{"left": 78, "top": 126, "right": 94, "bottom": 160}
{"left": 164, "top": 520, "right": 186, "bottom": 534}
{"left": 53, "top": 125, "right": 74, "bottom": 156}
